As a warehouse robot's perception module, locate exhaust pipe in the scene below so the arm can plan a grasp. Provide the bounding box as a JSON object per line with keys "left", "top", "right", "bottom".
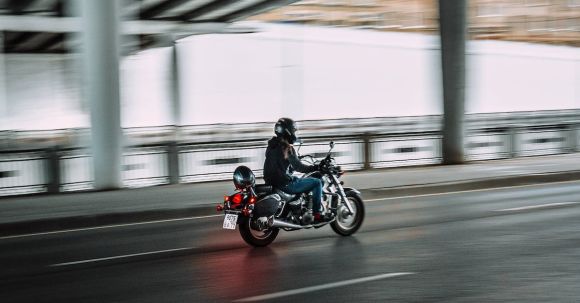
{"left": 271, "top": 219, "right": 311, "bottom": 229}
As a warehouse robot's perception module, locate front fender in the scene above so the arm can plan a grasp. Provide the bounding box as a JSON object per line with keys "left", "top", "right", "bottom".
{"left": 343, "top": 187, "right": 361, "bottom": 195}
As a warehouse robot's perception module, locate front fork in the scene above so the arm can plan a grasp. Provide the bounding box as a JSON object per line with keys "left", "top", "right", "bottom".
{"left": 331, "top": 175, "right": 355, "bottom": 215}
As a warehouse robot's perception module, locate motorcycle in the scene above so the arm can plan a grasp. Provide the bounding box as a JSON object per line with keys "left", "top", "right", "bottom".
{"left": 216, "top": 141, "right": 365, "bottom": 247}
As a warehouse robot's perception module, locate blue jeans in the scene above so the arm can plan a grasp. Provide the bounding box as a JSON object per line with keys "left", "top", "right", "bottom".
{"left": 281, "top": 177, "right": 323, "bottom": 213}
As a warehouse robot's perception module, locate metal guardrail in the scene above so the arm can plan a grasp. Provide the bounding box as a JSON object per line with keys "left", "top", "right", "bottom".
{"left": 1, "top": 110, "right": 580, "bottom": 197}
{"left": 0, "top": 151, "right": 46, "bottom": 196}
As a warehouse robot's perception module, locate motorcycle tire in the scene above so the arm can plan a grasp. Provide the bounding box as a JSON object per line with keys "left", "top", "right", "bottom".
{"left": 331, "top": 190, "right": 365, "bottom": 236}
{"left": 238, "top": 217, "right": 280, "bottom": 247}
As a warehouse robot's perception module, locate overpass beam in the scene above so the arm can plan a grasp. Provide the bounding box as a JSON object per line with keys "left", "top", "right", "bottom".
{"left": 438, "top": 0, "right": 467, "bottom": 164}
{"left": 80, "top": 0, "right": 122, "bottom": 190}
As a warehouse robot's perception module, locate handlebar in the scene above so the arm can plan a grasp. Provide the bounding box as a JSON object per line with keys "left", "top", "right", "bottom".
{"left": 297, "top": 141, "right": 342, "bottom": 176}
{"left": 318, "top": 156, "right": 340, "bottom": 175}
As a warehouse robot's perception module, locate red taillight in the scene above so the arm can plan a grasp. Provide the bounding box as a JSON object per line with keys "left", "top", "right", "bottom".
{"left": 249, "top": 196, "right": 256, "bottom": 204}
{"left": 232, "top": 193, "right": 243, "bottom": 204}
{"left": 224, "top": 195, "right": 230, "bottom": 202}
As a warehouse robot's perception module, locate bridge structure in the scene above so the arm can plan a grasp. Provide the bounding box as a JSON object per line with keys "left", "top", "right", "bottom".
{"left": 0, "top": 0, "right": 469, "bottom": 192}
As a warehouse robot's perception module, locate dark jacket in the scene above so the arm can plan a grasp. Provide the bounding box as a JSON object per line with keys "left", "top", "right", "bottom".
{"left": 263, "top": 136, "right": 316, "bottom": 187}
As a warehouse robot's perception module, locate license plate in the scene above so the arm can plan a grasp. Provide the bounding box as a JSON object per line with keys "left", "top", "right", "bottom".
{"left": 223, "top": 213, "right": 238, "bottom": 230}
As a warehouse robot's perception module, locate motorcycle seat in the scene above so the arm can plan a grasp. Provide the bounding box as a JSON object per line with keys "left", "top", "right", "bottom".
{"left": 255, "top": 184, "right": 297, "bottom": 202}
{"left": 274, "top": 188, "right": 296, "bottom": 202}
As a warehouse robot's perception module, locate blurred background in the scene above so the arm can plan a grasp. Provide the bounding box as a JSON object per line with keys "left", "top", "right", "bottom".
{"left": 2, "top": 3, "right": 580, "bottom": 302}
{"left": 0, "top": 0, "right": 579, "bottom": 195}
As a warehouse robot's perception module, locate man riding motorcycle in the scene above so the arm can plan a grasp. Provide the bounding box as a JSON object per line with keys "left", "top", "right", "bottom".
{"left": 263, "top": 118, "right": 331, "bottom": 223}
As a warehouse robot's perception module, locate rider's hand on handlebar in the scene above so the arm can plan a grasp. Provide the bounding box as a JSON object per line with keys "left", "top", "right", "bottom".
{"left": 318, "top": 158, "right": 332, "bottom": 173}
{"left": 316, "top": 161, "right": 323, "bottom": 172}
{"left": 317, "top": 160, "right": 326, "bottom": 172}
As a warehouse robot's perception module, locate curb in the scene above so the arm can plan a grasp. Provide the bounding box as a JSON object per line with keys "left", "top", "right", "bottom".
{"left": 365, "top": 170, "right": 580, "bottom": 198}
{"left": 2, "top": 170, "right": 580, "bottom": 237}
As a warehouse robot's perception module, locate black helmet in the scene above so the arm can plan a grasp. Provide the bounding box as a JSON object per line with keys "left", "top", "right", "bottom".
{"left": 233, "top": 166, "right": 255, "bottom": 190}
{"left": 274, "top": 117, "right": 298, "bottom": 144}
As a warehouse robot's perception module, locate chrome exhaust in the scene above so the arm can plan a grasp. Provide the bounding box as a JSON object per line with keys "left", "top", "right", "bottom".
{"left": 271, "top": 218, "right": 311, "bottom": 229}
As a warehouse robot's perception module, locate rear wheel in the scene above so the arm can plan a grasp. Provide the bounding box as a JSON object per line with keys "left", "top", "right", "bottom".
{"left": 331, "top": 191, "right": 365, "bottom": 236}
{"left": 239, "top": 217, "right": 280, "bottom": 247}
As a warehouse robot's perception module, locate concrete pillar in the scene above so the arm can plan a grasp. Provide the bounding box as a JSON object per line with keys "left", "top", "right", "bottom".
{"left": 171, "top": 40, "right": 182, "bottom": 128}
{"left": 148, "top": 33, "right": 182, "bottom": 127}
{"left": 121, "top": 0, "right": 140, "bottom": 56}
{"left": 438, "top": 0, "right": 467, "bottom": 164}
{"left": 0, "top": 32, "right": 7, "bottom": 129}
{"left": 80, "top": 0, "right": 123, "bottom": 190}
{"left": 169, "top": 41, "right": 181, "bottom": 184}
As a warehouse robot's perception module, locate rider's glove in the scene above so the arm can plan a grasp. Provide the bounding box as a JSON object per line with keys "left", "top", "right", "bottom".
{"left": 317, "top": 161, "right": 326, "bottom": 173}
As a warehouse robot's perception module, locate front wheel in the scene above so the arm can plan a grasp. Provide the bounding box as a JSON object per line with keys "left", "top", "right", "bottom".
{"left": 239, "top": 217, "right": 280, "bottom": 247}
{"left": 331, "top": 191, "right": 365, "bottom": 236}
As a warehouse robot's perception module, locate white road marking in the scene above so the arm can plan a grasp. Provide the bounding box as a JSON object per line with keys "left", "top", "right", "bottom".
{"left": 494, "top": 202, "right": 580, "bottom": 212}
{"left": 0, "top": 214, "right": 222, "bottom": 240}
{"left": 233, "top": 272, "right": 415, "bottom": 302}
{"left": 49, "top": 247, "right": 194, "bottom": 267}
{"left": 365, "top": 179, "right": 580, "bottom": 202}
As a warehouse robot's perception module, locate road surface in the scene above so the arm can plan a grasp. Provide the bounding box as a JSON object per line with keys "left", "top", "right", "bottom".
{"left": 2, "top": 181, "right": 580, "bottom": 302}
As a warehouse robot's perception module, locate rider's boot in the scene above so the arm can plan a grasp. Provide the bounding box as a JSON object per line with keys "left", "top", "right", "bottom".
{"left": 313, "top": 212, "right": 333, "bottom": 224}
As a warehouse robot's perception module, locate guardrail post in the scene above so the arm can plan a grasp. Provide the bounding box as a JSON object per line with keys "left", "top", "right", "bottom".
{"left": 568, "top": 124, "right": 578, "bottom": 153}
{"left": 363, "top": 133, "right": 372, "bottom": 170}
{"left": 167, "top": 141, "right": 180, "bottom": 184}
{"left": 508, "top": 126, "right": 518, "bottom": 158}
{"left": 46, "top": 146, "right": 61, "bottom": 194}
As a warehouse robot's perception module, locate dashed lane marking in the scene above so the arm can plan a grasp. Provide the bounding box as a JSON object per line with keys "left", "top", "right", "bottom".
{"left": 233, "top": 272, "right": 416, "bottom": 302}
{"left": 49, "top": 247, "right": 194, "bottom": 267}
{"left": 494, "top": 202, "right": 580, "bottom": 212}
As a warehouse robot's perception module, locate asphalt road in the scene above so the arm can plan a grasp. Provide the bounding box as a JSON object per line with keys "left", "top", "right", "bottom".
{"left": 2, "top": 181, "right": 580, "bottom": 302}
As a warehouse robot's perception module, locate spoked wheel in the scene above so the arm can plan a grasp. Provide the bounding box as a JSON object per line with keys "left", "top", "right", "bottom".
{"left": 331, "top": 191, "right": 365, "bottom": 236}
{"left": 239, "top": 217, "right": 280, "bottom": 247}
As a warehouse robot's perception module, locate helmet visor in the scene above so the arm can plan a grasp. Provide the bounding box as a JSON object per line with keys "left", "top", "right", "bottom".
{"left": 287, "top": 122, "right": 298, "bottom": 144}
